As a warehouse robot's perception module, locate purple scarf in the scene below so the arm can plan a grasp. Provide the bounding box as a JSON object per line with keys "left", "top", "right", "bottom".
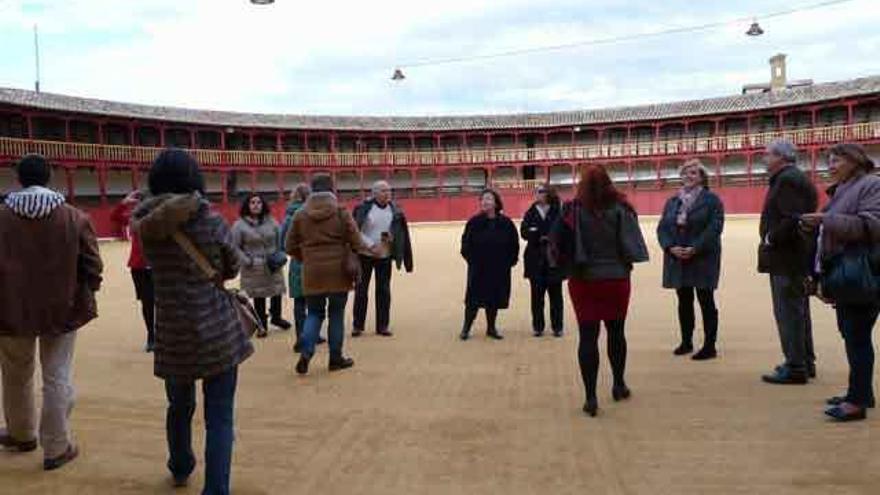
{"left": 676, "top": 186, "right": 703, "bottom": 226}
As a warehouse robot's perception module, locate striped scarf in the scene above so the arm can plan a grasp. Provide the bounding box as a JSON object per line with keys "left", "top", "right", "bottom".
{"left": 676, "top": 186, "right": 703, "bottom": 226}
{"left": 4, "top": 186, "right": 66, "bottom": 219}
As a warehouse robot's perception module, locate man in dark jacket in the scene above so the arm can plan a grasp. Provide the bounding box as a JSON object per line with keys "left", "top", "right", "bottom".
{"left": 0, "top": 154, "right": 103, "bottom": 471}
{"left": 351, "top": 180, "right": 414, "bottom": 337}
{"left": 758, "top": 140, "right": 818, "bottom": 385}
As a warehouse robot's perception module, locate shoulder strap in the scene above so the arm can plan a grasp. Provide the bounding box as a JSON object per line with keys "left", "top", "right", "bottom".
{"left": 172, "top": 231, "right": 219, "bottom": 281}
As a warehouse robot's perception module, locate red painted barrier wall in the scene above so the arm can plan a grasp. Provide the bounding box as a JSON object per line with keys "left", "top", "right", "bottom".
{"left": 84, "top": 185, "right": 773, "bottom": 238}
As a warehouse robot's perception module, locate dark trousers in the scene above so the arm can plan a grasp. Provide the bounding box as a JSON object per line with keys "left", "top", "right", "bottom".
{"left": 675, "top": 287, "right": 718, "bottom": 348}
{"left": 353, "top": 256, "right": 392, "bottom": 332}
{"left": 165, "top": 366, "right": 238, "bottom": 495}
{"left": 462, "top": 305, "right": 498, "bottom": 334}
{"left": 529, "top": 278, "right": 563, "bottom": 333}
{"left": 253, "top": 295, "right": 283, "bottom": 325}
{"left": 836, "top": 303, "right": 880, "bottom": 407}
{"left": 131, "top": 268, "right": 155, "bottom": 345}
{"left": 293, "top": 296, "right": 306, "bottom": 339}
{"left": 578, "top": 320, "right": 627, "bottom": 400}
{"left": 769, "top": 275, "right": 815, "bottom": 372}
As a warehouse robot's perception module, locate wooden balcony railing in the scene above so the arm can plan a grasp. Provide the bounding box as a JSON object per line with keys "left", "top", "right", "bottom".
{"left": 1, "top": 122, "right": 878, "bottom": 170}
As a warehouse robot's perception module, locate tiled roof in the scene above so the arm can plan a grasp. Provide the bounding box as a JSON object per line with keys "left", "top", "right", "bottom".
{"left": 1, "top": 76, "right": 879, "bottom": 132}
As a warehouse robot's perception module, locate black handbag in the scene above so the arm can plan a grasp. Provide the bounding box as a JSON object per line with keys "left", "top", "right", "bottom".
{"left": 821, "top": 219, "right": 880, "bottom": 304}
{"left": 267, "top": 251, "right": 288, "bottom": 273}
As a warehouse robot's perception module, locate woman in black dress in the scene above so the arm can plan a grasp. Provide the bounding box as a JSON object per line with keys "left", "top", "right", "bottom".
{"left": 521, "top": 185, "right": 564, "bottom": 337}
{"left": 460, "top": 189, "right": 520, "bottom": 340}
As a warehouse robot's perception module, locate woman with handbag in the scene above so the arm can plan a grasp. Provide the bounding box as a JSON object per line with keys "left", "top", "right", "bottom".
{"left": 521, "top": 185, "right": 565, "bottom": 337}
{"left": 801, "top": 143, "right": 880, "bottom": 422}
{"left": 459, "top": 189, "right": 520, "bottom": 341}
{"left": 551, "top": 165, "right": 649, "bottom": 417}
{"left": 132, "top": 149, "right": 253, "bottom": 492}
{"left": 657, "top": 159, "right": 725, "bottom": 360}
{"left": 285, "top": 174, "right": 375, "bottom": 375}
{"left": 232, "top": 193, "right": 291, "bottom": 337}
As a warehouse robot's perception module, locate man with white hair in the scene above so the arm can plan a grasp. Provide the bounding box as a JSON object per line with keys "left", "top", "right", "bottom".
{"left": 351, "top": 180, "right": 414, "bottom": 337}
{"left": 758, "top": 140, "right": 818, "bottom": 385}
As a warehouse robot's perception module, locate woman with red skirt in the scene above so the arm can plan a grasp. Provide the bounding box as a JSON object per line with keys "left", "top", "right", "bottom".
{"left": 551, "top": 165, "right": 649, "bottom": 417}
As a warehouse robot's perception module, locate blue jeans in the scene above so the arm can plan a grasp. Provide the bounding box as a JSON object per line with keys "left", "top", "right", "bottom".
{"left": 302, "top": 292, "right": 348, "bottom": 359}
{"left": 165, "top": 366, "right": 238, "bottom": 495}
{"left": 836, "top": 304, "right": 880, "bottom": 407}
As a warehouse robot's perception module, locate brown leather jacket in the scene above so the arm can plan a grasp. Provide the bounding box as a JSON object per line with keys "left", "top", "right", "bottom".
{"left": 0, "top": 188, "right": 103, "bottom": 336}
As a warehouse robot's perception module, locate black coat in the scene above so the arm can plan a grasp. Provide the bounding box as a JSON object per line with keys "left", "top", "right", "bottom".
{"left": 461, "top": 213, "right": 519, "bottom": 309}
{"left": 657, "top": 190, "right": 725, "bottom": 290}
{"left": 520, "top": 202, "right": 563, "bottom": 282}
{"left": 758, "top": 165, "right": 818, "bottom": 275}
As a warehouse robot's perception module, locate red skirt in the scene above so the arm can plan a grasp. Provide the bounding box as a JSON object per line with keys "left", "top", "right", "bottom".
{"left": 568, "top": 278, "right": 632, "bottom": 323}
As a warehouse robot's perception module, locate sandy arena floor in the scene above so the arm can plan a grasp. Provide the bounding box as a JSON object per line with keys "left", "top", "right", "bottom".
{"left": 2, "top": 218, "right": 879, "bottom": 495}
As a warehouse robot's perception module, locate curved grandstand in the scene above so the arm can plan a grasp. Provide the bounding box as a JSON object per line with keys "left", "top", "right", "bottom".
{"left": 1, "top": 56, "right": 879, "bottom": 237}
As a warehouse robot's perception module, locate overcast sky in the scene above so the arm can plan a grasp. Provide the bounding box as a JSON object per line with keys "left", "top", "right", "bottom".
{"left": 0, "top": 0, "right": 878, "bottom": 117}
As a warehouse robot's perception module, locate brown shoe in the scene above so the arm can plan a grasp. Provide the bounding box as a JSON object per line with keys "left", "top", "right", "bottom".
{"left": 44, "top": 444, "right": 79, "bottom": 471}
{"left": 0, "top": 429, "right": 37, "bottom": 453}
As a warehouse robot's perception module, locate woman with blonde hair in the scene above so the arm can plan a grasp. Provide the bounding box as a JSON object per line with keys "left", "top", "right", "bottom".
{"left": 657, "top": 159, "right": 725, "bottom": 360}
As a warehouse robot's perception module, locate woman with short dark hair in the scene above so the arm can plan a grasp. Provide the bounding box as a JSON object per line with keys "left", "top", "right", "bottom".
{"left": 552, "top": 165, "right": 649, "bottom": 417}
{"left": 132, "top": 148, "right": 252, "bottom": 492}
{"left": 657, "top": 159, "right": 725, "bottom": 360}
{"left": 801, "top": 143, "right": 880, "bottom": 422}
{"left": 521, "top": 185, "right": 565, "bottom": 337}
{"left": 232, "top": 193, "right": 290, "bottom": 336}
{"left": 460, "top": 189, "right": 520, "bottom": 340}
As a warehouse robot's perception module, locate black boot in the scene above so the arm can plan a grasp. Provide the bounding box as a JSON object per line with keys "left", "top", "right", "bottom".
{"left": 257, "top": 314, "right": 269, "bottom": 338}
{"left": 329, "top": 355, "right": 355, "bottom": 371}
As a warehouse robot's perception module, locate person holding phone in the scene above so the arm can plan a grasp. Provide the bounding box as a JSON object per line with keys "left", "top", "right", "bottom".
{"left": 521, "top": 185, "right": 564, "bottom": 337}
{"left": 351, "top": 180, "right": 413, "bottom": 338}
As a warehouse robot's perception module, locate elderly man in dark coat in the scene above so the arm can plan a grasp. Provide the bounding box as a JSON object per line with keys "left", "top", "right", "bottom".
{"left": 758, "top": 139, "right": 819, "bottom": 385}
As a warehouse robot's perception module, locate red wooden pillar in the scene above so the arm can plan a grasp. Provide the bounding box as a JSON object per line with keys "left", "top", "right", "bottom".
{"left": 810, "top": 147, "right": 818, "bottom": 181}
{"left": 624, "top": 125, "right": 632, "bottom": 157}
{"left": 408, "top": 133, "right": 416, "bottom": 167}
{"left": 130, "top": 167, "right": 139, "bottom": 190}
{"left": 248, "top": 132, "right": 255, "bottom": 151}
{"left": 745, "top": 114, "right": 753, "bottom": 149}
{"left": 359, "top": 170, "right": 365, "bottom": 199}
{"left": 382, "top": 134, "right": 389, "bottom": 166}
{"left": 64, "top": 167, "right": 75, "bottom": 201}
{"left": 438, "top": 168, "right": 446, "bottom": 198}
{"left": 159, "top": 125, "right": 166, "bottom": 147}
{"left": 777, "top": 111, "right": 786, "bottom": 140}
{"left": 97, "top": 166, "right": 108, "bottom": 205}
{"left": 626, "top": 160, "right": 634, "bottom": 189}
{"left": 652, "top": 123, "right": 661, "bottom": 155}
{"left": 486, "top": 167, "right": 494, "bottom": 188}
{"left": 682, "top": 120, "right": 690, "bottom": 154}
{"left": 655, "top": 159, "right": 662, "bottom": 189}
{"left": 189, "top": 129, "right": 197, "bottom": 149}
{"left": 98, "top": 122, "right": 105, "bottom": 145}
{"left": 571, "top": 163, "right": 577, "bottom": 189}
{"left": 275, "top": 171, "right": 284, "bottom": 200}
{"left": 713, "top": 120, "right": 722, "bottom": 152}
{"left": 220, "top": 171, "right": 229, "bottom": 204}
{"left": 249, "top": 169, "right": 257, "bottom": 192}
{"left": 330, "top": 132, "right": 338, "bottom": 166}
{"left": 25, "top": 113, "right": 33, "bottom": 139}
{"left": 745, "top": 153, "right": 752, "bottom": 187}
{"left": 846, "top": 102, "right": 855, "bottom": 139}
{"left": 810, "top": 107, "right": 818, "bottom": 143}
{"left": 597, "top": 128, "right": 606, "bottom": 157}
{"left": 410, "top": 170, "right": 417, "bottom": 198}
{"left": 303, "top": 132, "right": 310, "bottom": 152}
{"left": 64, "top": 119, "right": 72, "bottom": 142}
{"left": 276, "top": 132, "right": 283, "bottom": 152}
{"left": 220, "top": 130, "right": 226, "bottom": 150}
{"left": 433, "top": 133, "right": 441, "bottom": 166}
{"left": 128, "top": 123, "right": 136, "bottom": 146}
{"left": 714, "top": 154, "right": 722, "bottom": 188}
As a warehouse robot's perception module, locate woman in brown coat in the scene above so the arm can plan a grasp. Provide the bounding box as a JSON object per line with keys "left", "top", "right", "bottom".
{"left": 231, "top": 193, "right": 290, "bottom": 335}
{"left": 285, "top": 174, "right": 375, "bottom": 375}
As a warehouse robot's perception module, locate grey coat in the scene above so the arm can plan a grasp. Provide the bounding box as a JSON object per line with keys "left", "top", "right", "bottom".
{"left": 231, "top": 216, "right": 286, "bottom": 298}
{"left": 132, "top": 194, "right": 253, "bottom": 380}
{"left": 657, "top": 190, "right": 725, "bottom": 290}
{"left": 819, "top": 173, "right": 880, "bottom": 260}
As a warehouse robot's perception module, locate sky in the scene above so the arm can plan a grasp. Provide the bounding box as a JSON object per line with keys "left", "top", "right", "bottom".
{"left": 0, "top": 0, "right": 878, "bottom": 117}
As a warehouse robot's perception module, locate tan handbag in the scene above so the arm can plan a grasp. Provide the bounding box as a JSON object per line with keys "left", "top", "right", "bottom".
{"left": 172, "top": 231, "right": 265, "bottom": 339}
{"left": 337, "top": 208, "right": 362, "bottom": 287}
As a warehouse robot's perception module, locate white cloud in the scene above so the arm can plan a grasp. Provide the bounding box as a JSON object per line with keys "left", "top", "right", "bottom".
{"left": 0, "top": 0, "right": 878, "bottom": 116}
